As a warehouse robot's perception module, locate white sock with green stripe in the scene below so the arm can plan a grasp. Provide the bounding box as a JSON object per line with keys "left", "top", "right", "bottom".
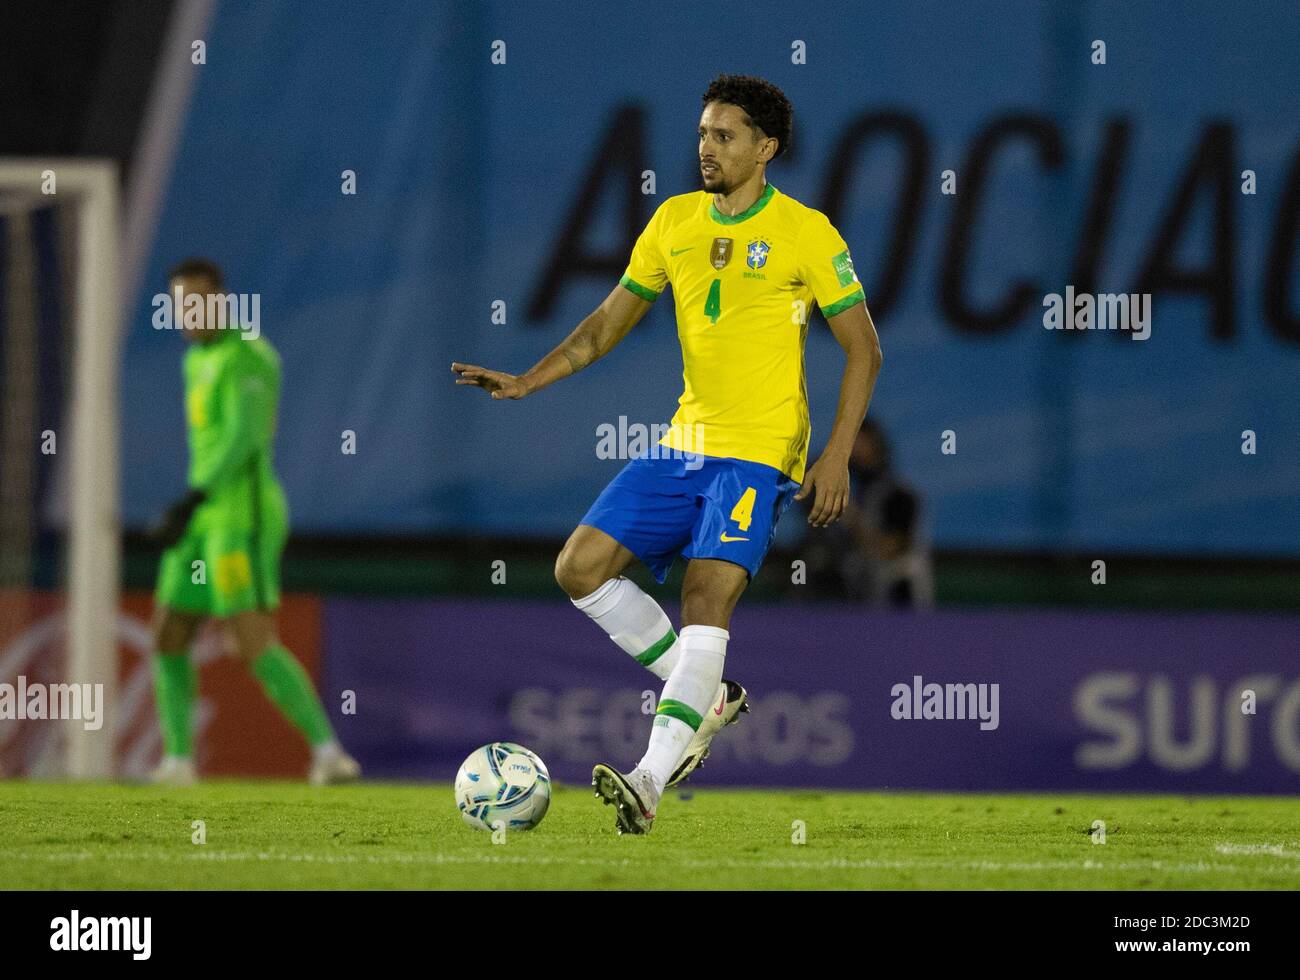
{"left": 637, "top": 624, "right": 728, "bottom": 792}
{"left": 571, "top": 576, "right": 681, "bottom": 679}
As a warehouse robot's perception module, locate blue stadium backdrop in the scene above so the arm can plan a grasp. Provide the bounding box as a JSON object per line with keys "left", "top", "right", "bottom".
{"left": 121, "top": 0, "right": 1300, "bottom": 555}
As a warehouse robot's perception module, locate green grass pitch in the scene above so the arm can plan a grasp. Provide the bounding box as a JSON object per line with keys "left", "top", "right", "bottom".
{"left": 2, "top": 781, "right": 1298, "bottom": 890}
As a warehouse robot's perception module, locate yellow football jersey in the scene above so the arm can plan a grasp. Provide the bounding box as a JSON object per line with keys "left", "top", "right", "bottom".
{"left": 620, "top": 183, "right": 864, "bottom": 483}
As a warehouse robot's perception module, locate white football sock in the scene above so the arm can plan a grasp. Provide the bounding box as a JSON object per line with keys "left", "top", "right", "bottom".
{"left": 636, "top": 624, "right": 728, "bottom": 792}
{"left": 311, "top": 739, "right": 342, "bottom": 764}
{"left": 571, "top": 576, "right": 681, "bottom": 679}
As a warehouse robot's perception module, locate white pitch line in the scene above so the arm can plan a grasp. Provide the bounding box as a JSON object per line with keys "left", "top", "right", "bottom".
{"left": 1214, "top": 843, "right": 1300, "bottom": 859}
{"left": 3, "top": 849, "right": 1300, "bottom": 877}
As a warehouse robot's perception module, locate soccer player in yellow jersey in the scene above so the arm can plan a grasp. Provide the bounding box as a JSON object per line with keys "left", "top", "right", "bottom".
{"left": 453, "top": 75, "right": 882, "bottom": 834}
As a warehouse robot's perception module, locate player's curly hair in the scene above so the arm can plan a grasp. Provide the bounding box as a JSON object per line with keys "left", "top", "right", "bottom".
{"left": 701, "top": 74, "right": 793, "bottom": 160}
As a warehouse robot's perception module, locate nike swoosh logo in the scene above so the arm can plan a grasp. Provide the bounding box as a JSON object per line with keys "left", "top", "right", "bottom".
{"left": 713, "top": 689, "right": 727, "bottom": 716}
{"left": 719, "top": 533, "right": 749, "bottom": 542}
{"left": 670, "top": 246, "right": 694, "bottom": 256}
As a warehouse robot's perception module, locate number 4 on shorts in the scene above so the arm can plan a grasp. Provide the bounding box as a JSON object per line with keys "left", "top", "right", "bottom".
{"left": 730, "top": 486, "right": 756, "bottom": 531}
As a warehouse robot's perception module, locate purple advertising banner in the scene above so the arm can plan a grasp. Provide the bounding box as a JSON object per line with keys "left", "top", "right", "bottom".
{"left": 323, "top": 599, "right": 1300, "bottom": 793}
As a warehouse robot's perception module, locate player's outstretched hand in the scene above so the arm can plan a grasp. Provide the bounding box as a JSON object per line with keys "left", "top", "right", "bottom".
{"left": 794, "top": 454, "right": 849, "bottom": 527}
{"left": 451, "top": 362, "right": 529, "bottom": 400}
{"left": 149, "top": 489, "right": 207, "bottom": 549}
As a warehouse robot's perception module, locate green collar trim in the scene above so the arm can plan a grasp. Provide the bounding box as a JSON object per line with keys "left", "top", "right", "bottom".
{"left": 709, "top": 182, "right": 776, "bottom": 225}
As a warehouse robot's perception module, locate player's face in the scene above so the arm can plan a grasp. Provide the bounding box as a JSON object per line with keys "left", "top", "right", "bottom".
{"left": 698, "top": 101, "right": 772, "bottom": 193}
{"left": 169, "top": 273, "right": 218, "bottom": 343}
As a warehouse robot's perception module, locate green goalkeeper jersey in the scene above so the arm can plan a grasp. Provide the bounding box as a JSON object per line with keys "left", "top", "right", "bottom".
{"left": 182, "top": 329, "right": 286, "bottom": 533}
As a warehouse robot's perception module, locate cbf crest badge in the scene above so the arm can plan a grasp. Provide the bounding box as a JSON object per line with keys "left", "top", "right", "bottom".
{"left": 710, "top": 238, "right": 733, "bottom": 270}
{"left": 746, "top": 238, "right": 771, "bottom": 270}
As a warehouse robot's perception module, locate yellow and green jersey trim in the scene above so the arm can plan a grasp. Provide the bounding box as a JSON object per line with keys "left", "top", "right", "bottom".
{"left": 821, "top": 287, "right": 866, "bottom": 318}
{"left": 619, "top": 273, "right": 661, "bottom": 303}
{"left": 707, "top": 181, "right": 776, "bottom": 224}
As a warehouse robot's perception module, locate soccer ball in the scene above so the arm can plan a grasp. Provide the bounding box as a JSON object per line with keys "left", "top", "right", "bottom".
{"left": 455, "top": 742, "right": 551, "bottom": 832}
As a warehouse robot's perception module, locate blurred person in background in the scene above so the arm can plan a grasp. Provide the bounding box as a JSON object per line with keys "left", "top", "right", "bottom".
{"left": 147, "top": 258, "right": 360, "bottom": 786}
{"left": 797, "top": 419, "right": 932, "bottom": 608}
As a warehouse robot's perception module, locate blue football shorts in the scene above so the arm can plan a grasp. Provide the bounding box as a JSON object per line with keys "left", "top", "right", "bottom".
{"left": 579, "top": 451, "right": 801, "bottom": 583}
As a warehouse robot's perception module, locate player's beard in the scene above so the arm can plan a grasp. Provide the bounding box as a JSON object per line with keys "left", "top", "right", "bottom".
{"left": 701, "top": 167, "right": 728, "bottom": 193}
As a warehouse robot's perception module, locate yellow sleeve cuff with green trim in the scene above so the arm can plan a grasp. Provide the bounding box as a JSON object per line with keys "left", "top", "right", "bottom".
{"left": 821, "top": 288, "right": 865, "bottom": 318}
{"left": 619, "top": 274, "right": 661, "bottom": 303}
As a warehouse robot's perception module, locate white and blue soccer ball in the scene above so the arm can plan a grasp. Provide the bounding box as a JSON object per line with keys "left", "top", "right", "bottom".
{"left": 455, "top": 742, "right": 552, "bottom": 832}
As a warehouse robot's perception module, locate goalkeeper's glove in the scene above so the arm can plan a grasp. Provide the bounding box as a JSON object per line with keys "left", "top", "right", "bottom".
{"left": 151, "top": 489, "right": 207, "bottom": 548}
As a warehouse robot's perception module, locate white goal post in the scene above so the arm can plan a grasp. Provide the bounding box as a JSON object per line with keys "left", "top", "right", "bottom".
{"left": 0, "top": 159, "right": 122, "bottom": 778}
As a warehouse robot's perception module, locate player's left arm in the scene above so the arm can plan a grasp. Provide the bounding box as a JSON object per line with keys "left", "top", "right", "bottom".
{"left": 794, "top": 299, "right": 883, "bottom": 527}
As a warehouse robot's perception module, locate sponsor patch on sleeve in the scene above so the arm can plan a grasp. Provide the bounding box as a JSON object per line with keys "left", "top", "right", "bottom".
{"left": 832, "top": 249, "right": 858, "bottom": 287}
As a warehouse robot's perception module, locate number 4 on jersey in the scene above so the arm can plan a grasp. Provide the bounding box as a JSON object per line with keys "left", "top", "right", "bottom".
{"left": 704, "top": 278, "right": 721, "bottom": 324}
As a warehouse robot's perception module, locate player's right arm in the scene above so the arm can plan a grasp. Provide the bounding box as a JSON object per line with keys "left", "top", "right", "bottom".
{"left": 452, "top": 283, "right": 652, "bottom": 399}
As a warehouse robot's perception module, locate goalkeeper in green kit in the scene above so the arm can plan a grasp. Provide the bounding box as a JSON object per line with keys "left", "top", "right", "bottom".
{"left": 148, "top": 258, "right": 359, "bottom": 786}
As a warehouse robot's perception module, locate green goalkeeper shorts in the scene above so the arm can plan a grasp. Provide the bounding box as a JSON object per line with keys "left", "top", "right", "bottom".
{"left": 154, "top": 498, "right": 289, "bottom": 617}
